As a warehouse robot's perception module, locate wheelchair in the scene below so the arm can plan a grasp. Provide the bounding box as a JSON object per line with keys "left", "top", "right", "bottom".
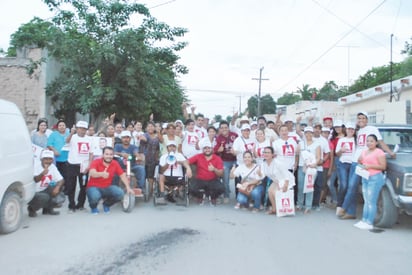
{"left": 152, "top": 165, "right": 190, "bottom": 207}
{"left": 116, "top": 156, "right": 146, "bottom": 213}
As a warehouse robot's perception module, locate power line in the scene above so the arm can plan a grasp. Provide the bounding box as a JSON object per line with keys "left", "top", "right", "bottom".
{"left": 276, "top": 0, "right": 387, "bottom": 93}
{"left": 148, "top": 0, "right": 177, "bottom": 9}
{"left": 312, "top": 0, "right": 389, "bottom": 50}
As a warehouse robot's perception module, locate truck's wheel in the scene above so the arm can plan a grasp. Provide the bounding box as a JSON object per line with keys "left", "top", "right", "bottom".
{"left": 374, "top": 187, "right": 398, "bottom": 228}
{"left": 0, "top": 191, "right": 23, "bottom": 234}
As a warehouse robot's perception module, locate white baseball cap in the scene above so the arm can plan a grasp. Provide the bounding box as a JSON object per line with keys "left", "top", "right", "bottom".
{"left": 41, "top": 149, "right": 54, "bottom": 159}
{"left": 76, "top": 120, "right": 88, "bottom": 129}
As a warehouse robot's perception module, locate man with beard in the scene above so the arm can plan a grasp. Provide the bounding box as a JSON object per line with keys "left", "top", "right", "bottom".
{"left": 189, "top": 141, "right": 225, "bottom": 206}
{"left": 86, "top": 146, "right": 133, "bottom": 214}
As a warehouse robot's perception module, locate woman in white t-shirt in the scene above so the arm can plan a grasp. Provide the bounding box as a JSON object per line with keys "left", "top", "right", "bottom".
{"left": 230, "top": 151, "right": 264, "bottom": 212}
{"left": 335, "top": 122, "right": 356, "bottom": 216}
{"left": 253, "top": 129, "right": 271, "bottom": 165}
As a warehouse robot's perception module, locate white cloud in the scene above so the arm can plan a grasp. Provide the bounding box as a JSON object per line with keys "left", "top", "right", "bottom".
{"left": 1, "top": 0, "right": 411, "bottom": 119}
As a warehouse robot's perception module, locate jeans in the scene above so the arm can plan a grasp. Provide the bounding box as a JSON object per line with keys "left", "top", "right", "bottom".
{"left": 113, "top": 163, "right": 146, "bottom": 189}
{"left": 342, "top": 162, "right": 361, "bottom": 216}
{"left": 362, "top": 173, "right": 385, "bottom": 225}
{"left": 313, "top": 170, "right": 323, "bottom": 208}
{"left": 327, "top": 156, "right": 340, "bottom": 203}
{"left": 297, "top": 167, "right": 313, "bottom": 210}
{"left": 337, "top": 162, "right": 351, "bottom": 207}
{"left": 222, "top": 161, "right": 236, "bottom": 198}
{"left": 236, "top": 184, "right": 264, "bottom": 209}
{"left": 86, "top": 186, "right": 124, "bottom": 209}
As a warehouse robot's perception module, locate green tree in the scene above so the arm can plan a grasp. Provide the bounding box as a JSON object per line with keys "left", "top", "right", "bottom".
{"left": 295, "top": 84, "right": 318, "bottom": 100}
{"left": 9, "top": 0, "right": 188, "bottom": 124}
{"left": 317, "top": 81, "right": 342, "bottom": 101}
{"left": 276, "top": 92, "right": 301, "bottom": 105}
{"left": 401, "top": 37, "right": 412, "bottom": 56}
{"left": 247, "top": 94, "right": 276, "bottom": 118}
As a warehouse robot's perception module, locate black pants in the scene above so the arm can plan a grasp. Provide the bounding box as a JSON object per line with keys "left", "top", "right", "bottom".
{"left": 56, "top": 161, "right": 68, "bottom": 191}
{"left": 66, "top": 163, "right": 87, "bottom": 210}
{"left": 190, "top": 178, "right": 225, "bottom": 199}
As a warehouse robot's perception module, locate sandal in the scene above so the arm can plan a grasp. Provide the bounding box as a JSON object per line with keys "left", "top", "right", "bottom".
{"left": 266, "top": 210, "right": 277, "bottom": 215}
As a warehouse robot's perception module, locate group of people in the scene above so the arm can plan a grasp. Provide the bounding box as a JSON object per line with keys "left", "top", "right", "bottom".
{"left": 29, "top": 106, "right": 395, "bottom": 230}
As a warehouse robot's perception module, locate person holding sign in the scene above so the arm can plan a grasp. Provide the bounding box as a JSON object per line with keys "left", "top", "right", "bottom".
{"left": 353, "top": 134, "right": 386, "bottom": 230}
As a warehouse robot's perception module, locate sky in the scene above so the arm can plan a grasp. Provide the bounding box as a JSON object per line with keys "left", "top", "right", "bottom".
{"left": 1, "top": 0, "right": 412, "bottom": 119}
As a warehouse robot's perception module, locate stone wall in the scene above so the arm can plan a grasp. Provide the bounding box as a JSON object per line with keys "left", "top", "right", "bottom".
{"left": 0, "top": 48, "right": 46, "bottom": 130}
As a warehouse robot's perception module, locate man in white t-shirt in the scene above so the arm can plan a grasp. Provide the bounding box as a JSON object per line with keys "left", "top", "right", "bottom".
{"left": 158, "top": 140, "right": 192, "bottom": 203}
{"left": 340, "top": 111, "right": 395, "bottom": 219}
{"left": 65, "top": 120, "right": 94, "bottom": 213}
{"left": 28, "top": 150, "right": 64, "bottom": 217}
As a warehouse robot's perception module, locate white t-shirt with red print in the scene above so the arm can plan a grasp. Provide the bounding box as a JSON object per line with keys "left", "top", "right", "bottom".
{"left": 336, "top": 136, "right": 356, "bottom": 164}
{"left": 352, "top": 125, "right": 382, "bottom": 162}
{"left": 273, "top": 137, "right": 298, "bottom": 170}
{"left": 68, "top": 134, "right": 93, "bottom": 164}
{"left": 182, "top": 131, "right": 201, "bottom": 158}
{"left": 233, "top": 136, "right": 256, "bottom": 165}
{"left": 33, "top": 162, "right": 63, "bottom": 192}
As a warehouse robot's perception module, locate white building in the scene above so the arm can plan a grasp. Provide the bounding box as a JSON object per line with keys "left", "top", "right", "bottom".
{"left": 337, "top": 75, "right": 412, "bottom": 124}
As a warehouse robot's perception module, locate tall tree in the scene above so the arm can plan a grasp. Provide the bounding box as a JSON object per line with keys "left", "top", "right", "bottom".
{"left": 276, "top": 92, "right": 301, "bottom": 105}
{"left": 247, "top": 94, "right": 276, "bottom": 118}
{"left": 9, "top": 0, "right": 188, "bottom": 124}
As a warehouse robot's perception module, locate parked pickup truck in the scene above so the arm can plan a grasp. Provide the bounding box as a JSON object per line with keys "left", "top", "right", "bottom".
{"left": 373, "top": 124, "right": 412, "bottom": 228}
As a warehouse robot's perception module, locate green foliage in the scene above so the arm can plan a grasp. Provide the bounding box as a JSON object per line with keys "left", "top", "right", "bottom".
{"left": 276, "top": 92, "right": 301, "bottom": 105}
{"left": 11, "top": 0, "right": 188, "bottom": 123}
{"left": 247, "top": 94, "right": 276, "bottom": 118}
{"left": 8, "top": 17, "right": 59, "bottom": 57}
{"left": 349, "top": 63, "right": 401, "bottom": 93}
{"left": 401, "top": 37, "right": 412, "bottom": 56}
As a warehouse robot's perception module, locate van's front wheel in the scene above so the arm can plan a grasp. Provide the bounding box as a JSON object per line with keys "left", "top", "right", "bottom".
{"left": 0, "top": 191, "right": 23, "bottom": 234}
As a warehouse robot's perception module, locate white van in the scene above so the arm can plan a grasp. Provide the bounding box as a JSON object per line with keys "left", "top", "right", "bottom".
{"left": 0, "top": 99, "right": 35, "bottom": 234}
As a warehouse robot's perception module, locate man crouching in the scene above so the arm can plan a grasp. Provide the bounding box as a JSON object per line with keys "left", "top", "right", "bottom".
{"left": 28, "top": 150, "right": 65, "bottom": 217}
{"left": 86, "top": 146, "right": 133, "bottom": 214}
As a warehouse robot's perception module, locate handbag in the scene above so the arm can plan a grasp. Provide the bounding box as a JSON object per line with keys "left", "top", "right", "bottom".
{"left": 275, "top": 189, "right": 295, "bottom": 217}
{"left": 236, "top": 165, "right": 259, "bottom": 196}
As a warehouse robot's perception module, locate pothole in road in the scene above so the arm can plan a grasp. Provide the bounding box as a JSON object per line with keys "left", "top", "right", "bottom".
{"left": 64, "top": 228, "right": 199, "bottom": 275}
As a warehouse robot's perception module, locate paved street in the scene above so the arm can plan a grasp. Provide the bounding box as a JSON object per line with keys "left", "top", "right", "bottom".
{"left": 1, "top": 198, "right": 411, "bottom": 275}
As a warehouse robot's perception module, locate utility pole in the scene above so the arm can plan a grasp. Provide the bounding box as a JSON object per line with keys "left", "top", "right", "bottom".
{"left": 235, "top": 95, "right": 242, "bottom": 114}
{"left": 337, "top": 45, "right": 359, "bottom": 92}
{"left": 390, "top": 33, "right": 394, "bottom": 102}
{"left": 252, "top": 67, "right": 269, "bottom": 117}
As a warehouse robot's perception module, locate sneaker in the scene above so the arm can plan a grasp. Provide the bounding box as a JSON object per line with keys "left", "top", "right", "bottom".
{"left": 354, "top": 221, "right": 373, "bottom": 230}
{"left": 68, "top": 208, "right": 76, "bottom": 214}
{"left": 336, "top": 207, "right": 345, "bottom": 217}
{"left": 103, "top": 205, "right": 110, "bottom": 214}
{"left": 91, "top": 208, "right": 99, "bottom": 215}
{"left": 28, "top": 206, "right": 37, "bottom": 218}
{"left": 210, "top": 198, "right": 217, "bottom": 206}
{"left": 234, "top": 203, "right": 240, "bottom": 209}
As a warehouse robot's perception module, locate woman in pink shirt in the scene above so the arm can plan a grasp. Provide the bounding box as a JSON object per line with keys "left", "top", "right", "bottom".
{"left": 354, "top": 134, "right": 386, "bottom": 230}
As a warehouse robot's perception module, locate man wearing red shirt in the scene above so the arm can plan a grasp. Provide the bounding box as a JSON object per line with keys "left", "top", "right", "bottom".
{"left": 86, "top": 146, "right": 133, "bottom": 214}
{"left": 189, "top": 141, "right": 225, "bottom": 205}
